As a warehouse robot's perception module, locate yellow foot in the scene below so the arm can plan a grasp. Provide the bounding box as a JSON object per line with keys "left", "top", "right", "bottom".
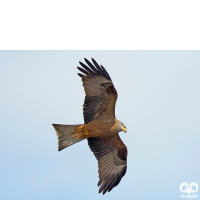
{"left": 83, "top": 131, "right": 89, "bottom": 136}
{"left": 72, "top": 130, "right": 90, "bottom": 138}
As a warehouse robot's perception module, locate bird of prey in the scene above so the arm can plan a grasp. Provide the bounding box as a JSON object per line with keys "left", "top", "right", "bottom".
{"left": 52, "top": 58, "right": 128, "bottom": 195}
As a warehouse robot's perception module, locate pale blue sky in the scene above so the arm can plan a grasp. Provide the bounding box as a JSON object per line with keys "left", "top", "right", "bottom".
{"left": 0, "top": 51, "right": 200, "bottom": 200}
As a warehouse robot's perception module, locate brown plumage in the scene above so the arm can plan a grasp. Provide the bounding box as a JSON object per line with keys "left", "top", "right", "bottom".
{"left": 52, "top": 58, "right": 128, "bottom": 195}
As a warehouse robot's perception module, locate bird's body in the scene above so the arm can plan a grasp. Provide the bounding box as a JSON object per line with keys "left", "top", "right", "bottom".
{"left": 71, "top": 116, "right": 121, "bottom": 138}
{"left": 53, "top": 58, "right": 128, "bottom": 194}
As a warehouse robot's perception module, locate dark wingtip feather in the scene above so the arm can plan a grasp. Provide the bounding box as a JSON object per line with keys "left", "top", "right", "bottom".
{"left": 91, "top": 58, "right": 104, "bottom": 76}
{"left": 77, "top": 66, "right": 89, "bottom": 75}
{"left": 78, "top": 73, "right": 85, "bottom": 78}
{"left": 101, "top": 65, "right": 112, "bottom": 81}
{"left": 79, "top": 61, "right": 94, "bottom": 74}
{"left": 98, "top": 179, "right": 103, "bottom": 187}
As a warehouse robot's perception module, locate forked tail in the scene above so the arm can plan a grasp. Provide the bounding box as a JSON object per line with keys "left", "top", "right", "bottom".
{"left": 52, "top": 124, "right": 85, "bottom": 151}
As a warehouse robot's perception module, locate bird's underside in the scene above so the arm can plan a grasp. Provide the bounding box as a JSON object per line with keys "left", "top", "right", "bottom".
{"left": 52, "top": 58, "right": 127, "bottom": 195}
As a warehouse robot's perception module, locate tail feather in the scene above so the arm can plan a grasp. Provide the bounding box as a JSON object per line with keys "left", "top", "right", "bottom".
{"left": 52, "top": 124, "right": 85, "bottom": 151}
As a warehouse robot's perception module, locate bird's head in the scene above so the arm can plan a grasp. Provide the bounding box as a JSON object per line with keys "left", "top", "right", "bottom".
{"left": 118, "top": 121, "right": 127, "bottom": 133}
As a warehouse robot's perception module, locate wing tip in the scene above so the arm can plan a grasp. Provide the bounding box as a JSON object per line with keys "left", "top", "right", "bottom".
{"left": 78, "top": 58, "right": 112, "bottom": 81}
{"left": 98, "top": 165, "right": 127, "bottom": 195}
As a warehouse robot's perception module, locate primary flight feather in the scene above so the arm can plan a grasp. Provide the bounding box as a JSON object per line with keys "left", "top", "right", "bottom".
{"left": 53, "top": 58, "right": 128, "bottom": 194}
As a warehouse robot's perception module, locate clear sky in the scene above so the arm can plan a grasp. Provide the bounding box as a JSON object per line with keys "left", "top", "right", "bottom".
{"left": 0, "top": 51, "right": 200, "bottom": 200}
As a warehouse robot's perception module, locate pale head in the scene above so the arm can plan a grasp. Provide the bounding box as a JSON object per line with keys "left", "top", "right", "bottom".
{"left": 118, "top": 120, "right": 127, "bottom": 133}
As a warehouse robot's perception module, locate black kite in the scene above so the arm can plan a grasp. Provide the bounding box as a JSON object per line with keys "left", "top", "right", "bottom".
{"left": 53, "top": 58, "right": 128, "bottom": 194}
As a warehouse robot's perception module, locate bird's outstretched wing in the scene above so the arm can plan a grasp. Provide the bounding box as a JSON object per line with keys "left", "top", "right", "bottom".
{"left": 78, "top": 58, "right": 118, "bottom": 124}
{"left": 88, "top": 135, "right": 127, "bottom": 194}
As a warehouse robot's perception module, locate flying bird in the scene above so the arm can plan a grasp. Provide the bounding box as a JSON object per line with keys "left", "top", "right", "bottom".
{"left": 52, "top": 58, "right": 128, "bottom": 195}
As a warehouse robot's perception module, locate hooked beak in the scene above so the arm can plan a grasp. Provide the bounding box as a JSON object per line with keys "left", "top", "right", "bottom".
{"left": 123, "top": 127, "right": 127, "bottom": 133}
